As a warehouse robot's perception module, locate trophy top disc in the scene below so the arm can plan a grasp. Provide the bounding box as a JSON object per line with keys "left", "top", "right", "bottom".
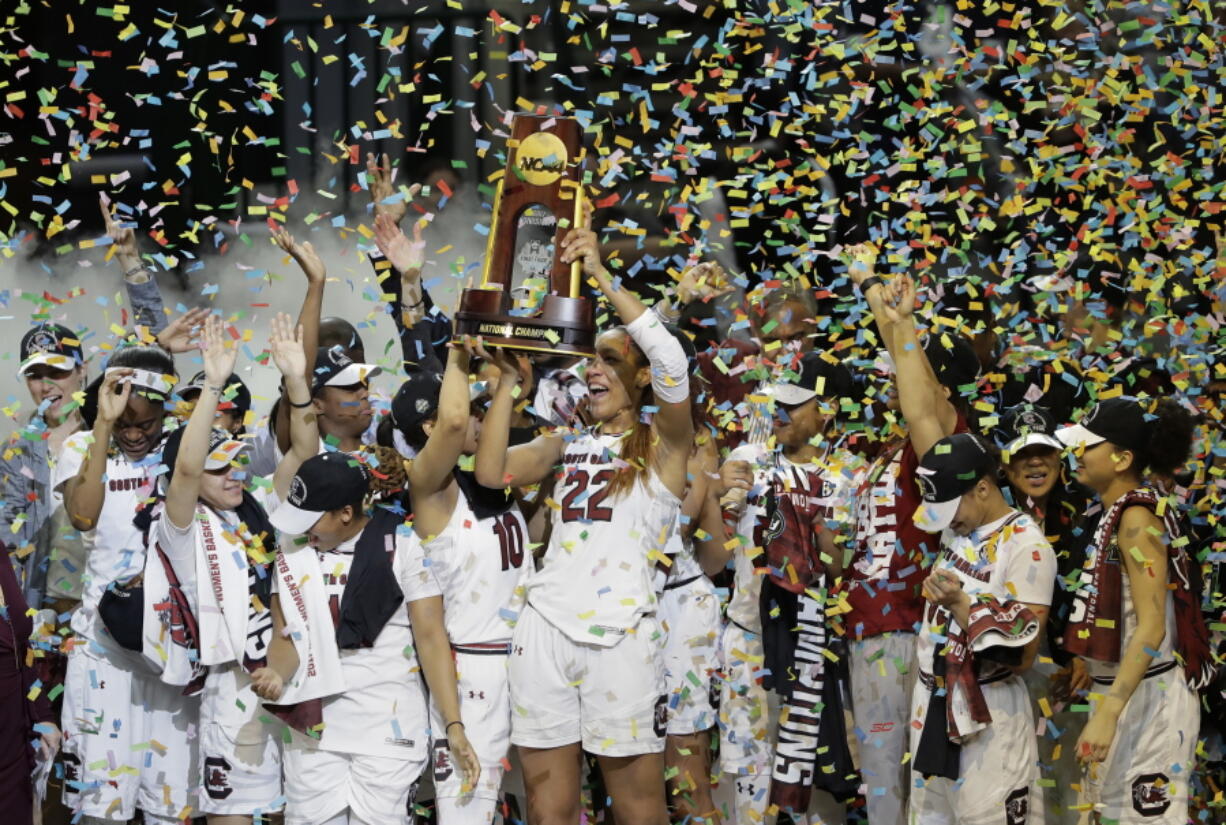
{"left": 515, "top": 131, "right": 570, "bottom": 187}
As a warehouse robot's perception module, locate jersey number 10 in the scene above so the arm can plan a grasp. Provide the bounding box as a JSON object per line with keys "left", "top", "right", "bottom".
{"left": 492, "top": 512, "right": 526, "bottom": 572}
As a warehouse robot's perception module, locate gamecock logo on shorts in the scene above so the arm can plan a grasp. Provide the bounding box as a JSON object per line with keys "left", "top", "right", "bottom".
{"left": 1131, "top": 773, "right": 1172, "bottom": 816}
{"left": 433, "top": 740, "right": 454, "bottom": 783}
{"left": 62, "top": 753, "right": 81, "bottom": 797}
{"left": 1005, "top": 787, "right": 1028, "bottom": 825}
{"left": 653, "top": 695, "right": 669, "bottom": 737}
{"left": 204, "top": 756, "right": 233, "bottom": 800}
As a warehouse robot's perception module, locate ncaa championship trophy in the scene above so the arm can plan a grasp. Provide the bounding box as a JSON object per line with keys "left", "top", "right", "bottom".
{"left": 452, "top": 114, "right": 596, "bottom": 356}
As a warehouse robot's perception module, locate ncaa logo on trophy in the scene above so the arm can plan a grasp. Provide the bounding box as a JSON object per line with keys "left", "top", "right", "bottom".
{"left": 452, "top": 114, "right": 596, "bottom": 357}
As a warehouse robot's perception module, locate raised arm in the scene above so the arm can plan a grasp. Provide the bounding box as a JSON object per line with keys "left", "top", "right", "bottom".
{"left": 164, "top": 315, "right": 238, "bottom": 529}
{"left": 560, "top": 225, "right": 694, "bottom": 467}
{"left": 373, "top": 211, "right": 448, "bottom": 372}
{"left": 844, "top": 243, "right": 898, "bottom": 360}
{"left": 101, "top": 194, "right": 167, "bottom": 335}
{"left": 63, "top": 370, "right": 131, "bottom": 531}
{"left": 881, "top": 274, "right": 956, "bottom": 458}
{"left": 408, "top": 345, "right": 471, "bottom": 502}
{"left": 471, "top": 340, "right": 563, "bottom": 489}
{"left": 272, "top": 229, "right": 326, "bottom": 454}
{"left": 268, "top": 314, "right": 319, "bottom": 501}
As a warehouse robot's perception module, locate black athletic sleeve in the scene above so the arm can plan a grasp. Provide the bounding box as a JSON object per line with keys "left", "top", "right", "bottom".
{"left": 369, "top": 248, "right": 451, "bottom": 371}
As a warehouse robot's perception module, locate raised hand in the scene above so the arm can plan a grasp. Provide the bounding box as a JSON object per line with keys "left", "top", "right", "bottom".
{"left": 273, "top": 228, "right": 326, "bottom": 286}
{"left": 373, "top": 212, "right": 425, "bottom": 278}
{"left": 97, "top": 369, "right": 134, "bottom": 425}
{"left": 842, "top": 242, "right": 879, "bottom": 286}
{"left": 200, "top": 313, "right": 238, "bottom": 386}
{"left": 558, "top": 226, "right": 607, "bottom": 280}
{"left": 880, "top": 273, "right": 917, "bottom": 325}
{"left": 99, "top": 193, "right": 138, "bottom": 261}
{"left": 156, "top": 307, "right": 210, "bottom": 353}
{"left": 268, "top": 312, "right": 307, "bottom": 378}
{"left": 676, "top": 261, "right": 735, "bottom": 305}
{"left": 463, "top": 336, "right": 519, "bottom": 379}
{"left": 366, "top": 151, "right": 408, "bottom": 225}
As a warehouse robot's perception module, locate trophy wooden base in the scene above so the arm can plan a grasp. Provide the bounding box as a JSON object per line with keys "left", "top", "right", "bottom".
{"left": 453, "top": 287, "right": 595, "bottom": 357}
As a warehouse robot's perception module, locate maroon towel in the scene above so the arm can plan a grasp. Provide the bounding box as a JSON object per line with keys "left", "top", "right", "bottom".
{"left": 1062, "top": 487, "right": 1215, "bottom": 689}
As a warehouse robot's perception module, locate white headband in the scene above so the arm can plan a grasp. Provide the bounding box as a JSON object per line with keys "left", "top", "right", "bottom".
{"left": 106, "top": 367, "right": 177, "bottom": 397}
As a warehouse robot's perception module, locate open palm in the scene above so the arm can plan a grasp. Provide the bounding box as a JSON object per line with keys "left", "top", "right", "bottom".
{"left": 273, "top": 228, "right": 326, "bottom": 285}
{"left": 268, "top": 312, "right": 307, "bottom": 378}
{"left": 374, "top": 212, "right": 425, "bottom": 278}
{"left": 200, "top": 314, "right": 238, "bottom": 385}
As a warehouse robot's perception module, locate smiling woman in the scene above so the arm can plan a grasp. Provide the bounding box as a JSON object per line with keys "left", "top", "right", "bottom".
{"left": 472, "top": 219, "right": 694, "bottom": 825}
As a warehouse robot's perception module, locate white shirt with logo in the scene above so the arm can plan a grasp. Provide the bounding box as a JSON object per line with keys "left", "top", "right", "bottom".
{"left": 273, "top": 528, "right": 442, "bottom": 757}
{"left": 526, "top": 430, "right": 680, "bottom": 647}
{"left": 54, "top": 430, "right": 158, "bottom": 644}
{"left": 915, "top": 512, "right": 1056, "bottom": 679}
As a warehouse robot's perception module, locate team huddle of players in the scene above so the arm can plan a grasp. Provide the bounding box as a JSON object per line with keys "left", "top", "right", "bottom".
{"left": 5, "top": 184, "right": 1221, "bottom": 825}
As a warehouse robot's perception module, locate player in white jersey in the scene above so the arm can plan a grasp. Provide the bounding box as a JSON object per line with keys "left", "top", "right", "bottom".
{"left": 1056, "top": 397, "right": 1205, "bottom": 825}
{"left": 886, "top": 277, "right": 1054, "bottom": 825}
{"left": 56, "top": 344, "right": 199, "bottom": 824}
{"left": 906, "top": 434, "right": 1055, "bottom": 825}
{"left": 716, "top": 350, "right": 864, "bottom": 824}
{"left": 394, "top": 339, "right": 530, "bottom": 824}
{"left": 258, "top": 452, "right": 480, "bottom": 825}
{"left": 472, "top": 221, "right": 693, "bottom": 825}
{"left": 153, "top": 313, "right": 319, "bottom": 823}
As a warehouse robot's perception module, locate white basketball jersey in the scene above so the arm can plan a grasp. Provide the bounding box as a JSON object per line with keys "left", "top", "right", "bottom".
{"left": 422, "top": 490, "right": 530, "bottom": 645}
{"left": 526, "top": 430, "right": 681, "bottom": 647}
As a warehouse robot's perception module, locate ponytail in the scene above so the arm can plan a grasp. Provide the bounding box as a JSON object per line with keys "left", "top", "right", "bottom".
{"left": 1134, "top": 398, "right": 1195, "bottom": 477}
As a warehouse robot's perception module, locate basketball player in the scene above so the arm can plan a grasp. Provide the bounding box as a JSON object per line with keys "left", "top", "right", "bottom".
{"left": 1058, "top": 397, "right": 1207, "bottom": 825}
{"left": 473, "top": 221, "right": 693, "bottom": 825}
{"left": 395, "top": 341, "right": 531, "bottom": 824}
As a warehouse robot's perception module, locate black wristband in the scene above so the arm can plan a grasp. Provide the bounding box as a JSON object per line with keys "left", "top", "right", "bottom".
{"left": 445, "top": 720, "right": 464, "bottom": 733}
{"left": 287, "top": 397, "right": 314, "bottom": 409}
{"left": 859, "top": 275, "right": 885, "bottom": 295}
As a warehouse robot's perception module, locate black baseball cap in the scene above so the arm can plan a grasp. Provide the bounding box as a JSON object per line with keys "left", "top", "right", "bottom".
{"left": 19, "top": 323, "right": 84, "bottom": 377}
{"left": 770, "top": 350, "right": 851, "bottom": 405}
{"left": 390, "top": 371, "right": 444, "bottom": 434}
{"left": 913, "top": 433, "right": 999, "bottom": 533}
{"left": 179, "top": 371, "right": 253, "bottom": 416}
{"left": 270, "top": 452, "right": 371, "bottom": 535}
{"left": 312, "top": 346, "right": 381, "bottom": 396}
{"left": 923, "top": 332, "right": 980, "bottom": 394}
{"left": 1056, "top": 397, "right": 1146, "bottom": 452}
{"left": 161, "top": 426, "right": 246, "bottom": 482}
{"left": 995, "top": 404, "right": 1062, "bottom": 455}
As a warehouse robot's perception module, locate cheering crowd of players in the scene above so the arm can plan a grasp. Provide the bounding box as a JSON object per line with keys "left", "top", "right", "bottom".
{"left": 2, "top": 168, "right": 1224, "bottom": 825}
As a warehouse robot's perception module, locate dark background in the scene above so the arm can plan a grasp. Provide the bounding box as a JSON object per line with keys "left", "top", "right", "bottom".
{"left": 0, "top": 0, "right": 1222, "bottom": 317}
